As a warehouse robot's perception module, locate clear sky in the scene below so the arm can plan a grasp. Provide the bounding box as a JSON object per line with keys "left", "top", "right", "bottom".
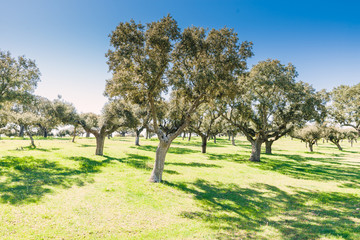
{"left": 1, "top": 0, "right": 359, "bottom": 113}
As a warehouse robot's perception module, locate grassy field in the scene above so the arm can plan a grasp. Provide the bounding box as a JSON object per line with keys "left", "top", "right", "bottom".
{"left": 0, "top": 135, "right": 359, "bottom": 240}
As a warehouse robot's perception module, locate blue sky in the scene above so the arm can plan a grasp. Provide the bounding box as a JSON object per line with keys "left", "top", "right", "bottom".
{"left": 1, "top": 0, "right": 359, "bottom": 113}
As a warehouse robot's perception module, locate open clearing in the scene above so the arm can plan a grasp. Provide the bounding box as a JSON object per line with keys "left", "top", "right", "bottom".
{"left": 0, "top": 136, "right": 359, "bottom": 239}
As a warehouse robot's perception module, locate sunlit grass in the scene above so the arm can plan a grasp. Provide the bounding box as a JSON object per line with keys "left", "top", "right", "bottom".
{"left": 0, "top": 136, "right": 359, "bottom": 239}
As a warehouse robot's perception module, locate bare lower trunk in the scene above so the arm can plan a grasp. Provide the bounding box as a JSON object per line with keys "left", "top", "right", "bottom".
{"left": 231, "top": 134, "right": 235, "bottom": 146}
{"left": 149, "top": 141, "right": 171, "bottom": 183}
{"left": 26, "top": 129, "right": 36, "bottom": 148}
{"left": 213, "top": 135, "right": 216, "bottom": 144}
{"left": 86, "top": 131, "right": 90, "bottom": 138}
{"left": 72, "top": 126, "right": 77, "bottom": 143}
{"left": 43, "top": 128, "right": 48, "bottom": 138}
{"left": 309, "top": 142, "right": 314, "bottom": 152}
{"left": 188, "top": 132, "right": 192, "bottom": 141}
{"left": 182, "top": 132, "right": 186, "bottom": 140}
{"left": 135, "top": 131, "right": 140, "bottom": 146}
{"left": 201, "top": 135, "right": 207, "bottom": 153}
{"left": 265, "top": 141, "right": 273, "bottom": 154}
{"left": 351, "top": 140, "right": 353, "bottom": 147}
{"left": 332, "top": 141, "right": 343, "bottom": 151}
{"left": 19, "top": 125, "right": 25, "bottom": 137}
{"left": 249, "top": 139, "right": 262, "bottom": 162}
{"left": 95, "top": 135, "right": 106, "bottom": 156}
{"left": 228, "top": 133, "right": 231, "bottom": 141}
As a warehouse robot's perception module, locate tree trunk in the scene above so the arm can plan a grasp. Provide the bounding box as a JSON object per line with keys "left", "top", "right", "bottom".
{"left": 228, "top": 132, "right": 231, "bottom": 141}
{"left": 86, "top": 131, "right": 90, "bottom": 138}
{"left": 149, "top": 140, "right": 171, "bottom": 183}
{"left": 43, "top": 128, "right": 48, "bottom": 138}
{"left": 135, "top": 131, "right": 140, "bottom": 146}
{"left": 213, "top": 135, "right": 216, "bottom": 144}
{"left": 188, "top": 132, "right": 192, "bottom": 141}
{"left": 231, "top": 133, "right": 235, "bottom": 146}
{"left": 72, "top": 126, "right": 77, "bottom": 143}
{"left": 145, "top": 128, "right": 148, "bottom": 139}
{"left": 333, "top": 141, "right": 343, "bottom": 151}
{"left": 182, "top": 132, "right": 186, "bottom": 140}
{"left": 201, "top": 135, "right": 207, "bottom": 153}
{"left": 108, "top": 133, "right": 112, "bottom": 139}
{"left": 309, "top": 142, "right": 314, "bottom": 152}
{"left": 351, "top": 139, "right": 353, "bottom": 147}
{"left": 265, "top": 140, "right": 273, "bottom": 154}
{"left": 26, "top": 128, "right": 36, "bottom": 148}
{"left": 249, "top": 139, "right": 262, "bottom": 162}
{"left": 95, "top": 135, "right": 106, "bottom": 156}
{"left": 19, "top": 125, "right": 25, "bottom": 137}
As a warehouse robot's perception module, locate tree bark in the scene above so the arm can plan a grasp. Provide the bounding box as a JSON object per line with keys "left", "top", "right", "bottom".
{"left": 188, "top": 132, "right": 192, "bottom": 141}
{"left": 249, "top": 139, "right": 262, "bottom": 162}
{"left": 43, "top": 128, "right": 48, "bottom": 138}
{"left": 86, "top": 131, "right": 90, "bottom": 138}
{"left": 213, "top": 135, "right": 216, "bottom": 144}
{"left": 332, "top": 140, "right": 343, "bottom": 151}
{"left": 201, "top": 135, "right": 207, "bottom": 153}
{"left": 351, "top": 139, "right": 354, "bottom": 147}
{"left": 149, "top": 140, "right": 171, "bottom": 183}
{"left": 228, "top": 132, "right": 231, "bottom": 141}
{"left": 26, "top": 128, "right": 36, "bottom": 148}
{"left": 309, "top": 142, "right": 314, "bottom": 152}
{"left": 95, "top": 134, "right": 106, "bottom": 156}
{"left": 135, "top": 131, "right": 140, "bottom": 146}
{"left": 265, "top": 140, "right": 273, "bottom": 154}
{"left": 231, "top": 133, "right": 235, "bottom": 146}
{"left": 182, "top": 132, "right": 186, "bottom": 140}
{"left": 19, "top": 125, "right": 25, "bottom": 137}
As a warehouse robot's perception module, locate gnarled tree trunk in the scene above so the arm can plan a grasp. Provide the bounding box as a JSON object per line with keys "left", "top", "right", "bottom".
{"left": 149, "top": 140, "right": 171, "bottom": 183}
{"left": 249, "top": 138, "right": 262, "bottom": 162}
{"left": 331, "top": 140, "right": 343, "bottom": 151}
{"left": 309, "top": 142, "right": 314, "bottom": 152}
{"left": 135, "top": 130, "right": 140, "bottom": 146}
{"left": 265, "top": 140, "right": 273, "bottom": 154}
{"left": 201, "top": 135, "right": 207, "bottom": 153}
{"left": 19, "top": 125, "right": 25, "bottom": 137}
{"left": 95, "top": 134, "right": 106, "bottom": 156}
{"left": 213, "top": 135, "right": 216, "bottom": 144}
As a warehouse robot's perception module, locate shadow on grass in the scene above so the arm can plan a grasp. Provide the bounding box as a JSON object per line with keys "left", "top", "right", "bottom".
{"left": 208, "top": 152, "right": 360, "bottom": 188}
{"left": 10, "top": 146, "right": 61, "bottom": 152}
{"left": 165, "top": 179, "right": 360, "bottom": 239}
{"left": 167, "top": 162, "right": 222, "bottom": 168}
{"left": 0, "top": 156, "right": 99, "bottom": 205}
{"left": 131, "top": 145, "right": 198, "bottom": 154}
{"left": 103, "top": 154, "right": 179, "bottom": 175}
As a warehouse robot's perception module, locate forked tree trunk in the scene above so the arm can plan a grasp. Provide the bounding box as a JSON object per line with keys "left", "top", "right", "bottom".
{"left": 201, "top": 135, "right": 207, "bottom": 153}
{"left": 95, "top": 135, "right": 106, "bottom": 156}
{"left": 249, "top": 139, "right": 262, "bottom": 162}
{"left": 309, "top": 142, "right": 314, "bottom": 152}
{"left": 26, "top": 128, "right": 36, "bottom": 148}
{"left": 188, "top": 132, "right": 192, "bottom": 141}
{"left": 265, "top": 140, "right": 273, "bottom": 154}
{"left": 135, "top": 131, "right": 140, "bottom": 146}
{"left": 231, "top": 134, "right": 235, "bottom": 146}
{"left": 149, "top": 140, "right": 171, "bottom": 183}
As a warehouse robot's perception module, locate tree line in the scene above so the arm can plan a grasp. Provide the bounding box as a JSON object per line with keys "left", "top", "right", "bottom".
{"left": 1, "top": 15, "right": 359, "bottom": 182}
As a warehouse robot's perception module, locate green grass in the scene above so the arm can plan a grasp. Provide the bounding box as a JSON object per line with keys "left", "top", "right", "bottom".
{"left": 0, "top": 136, "right": 360, "bottom": 239}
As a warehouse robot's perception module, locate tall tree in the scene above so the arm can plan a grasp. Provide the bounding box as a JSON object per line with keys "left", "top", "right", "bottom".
{"left": 0, "top": 51, "right": 40, "bottom": 107}
{"left": 330, "top": 83, "right": 360, "bottom": 135}
{"left": 223, "top": 59, "right": 325, "bottom": 161}
{"left": 105, "top": 16, "right": 253, "bottom": 182}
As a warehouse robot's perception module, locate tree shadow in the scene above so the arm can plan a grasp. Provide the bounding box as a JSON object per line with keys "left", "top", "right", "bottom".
{"left": 164, "top": 180, "right": 360, "bottom": 239}
{"left": 131, "top": 145, "right": 198, "bottom": 154}
{"left": 208, "top": 152, "right": 360, "bottom": 188}
{"left": 167, "top": 162, "right": 222, "bottom": 168}
{"left": 103, "top": 154, "right": 179, "bottom": 175}
{"left": 0, "top": 156, "right": 98, "bottom": 205}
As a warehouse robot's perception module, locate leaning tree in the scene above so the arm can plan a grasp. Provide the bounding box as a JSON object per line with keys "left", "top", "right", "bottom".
{"left": 291, "top": 125, "right": 323, "bottom": 152}
{"left": 105, "top": 16, "right": 253, "bottom": 182}
{"left": 223, "top": 59, "right": 325, "bottom": 161}
{"left": 330, "top": 83, "right": 360, "bottom": 135}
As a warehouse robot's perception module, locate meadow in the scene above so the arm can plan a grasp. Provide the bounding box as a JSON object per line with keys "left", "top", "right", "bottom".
{"left": 0, "top": 136, "right": 359, "bottom": 240}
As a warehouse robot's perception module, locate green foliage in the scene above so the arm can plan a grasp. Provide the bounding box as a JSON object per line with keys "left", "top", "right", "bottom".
{"left": 330, "top": 83, "right": 360, "bottom": 133}
{"left": 0, "top": 50, "right": 40, "bottom": 107}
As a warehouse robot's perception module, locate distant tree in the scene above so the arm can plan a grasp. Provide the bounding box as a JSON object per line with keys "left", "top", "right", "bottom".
{"left": 323, "top": 126, "right": 346, "bottom": 151}
{"left": 189, "top": 104, "right": 221, "bottom": 153}
{"left": 223, "top": 60, "right": 325, "bottom": 160}
{"left": 291, "top": 125, "right": 323, "bottom": 152}
{"left": 77, "top": 100, "right": 136, "bottom": 155}
{"left": 0, "top": 51, "right": 40, "bottom": 107}
{"left": 105, "top": 16, "right": 253, "bottom": 182}
{"left": 343, "top": 128, "right": 358, "bottom": 147}
{"left": 330, "top": 83, "right": 360, "bottom": 135}
{"left": 127, "top": 102, "right": 150, "bottom": 146}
